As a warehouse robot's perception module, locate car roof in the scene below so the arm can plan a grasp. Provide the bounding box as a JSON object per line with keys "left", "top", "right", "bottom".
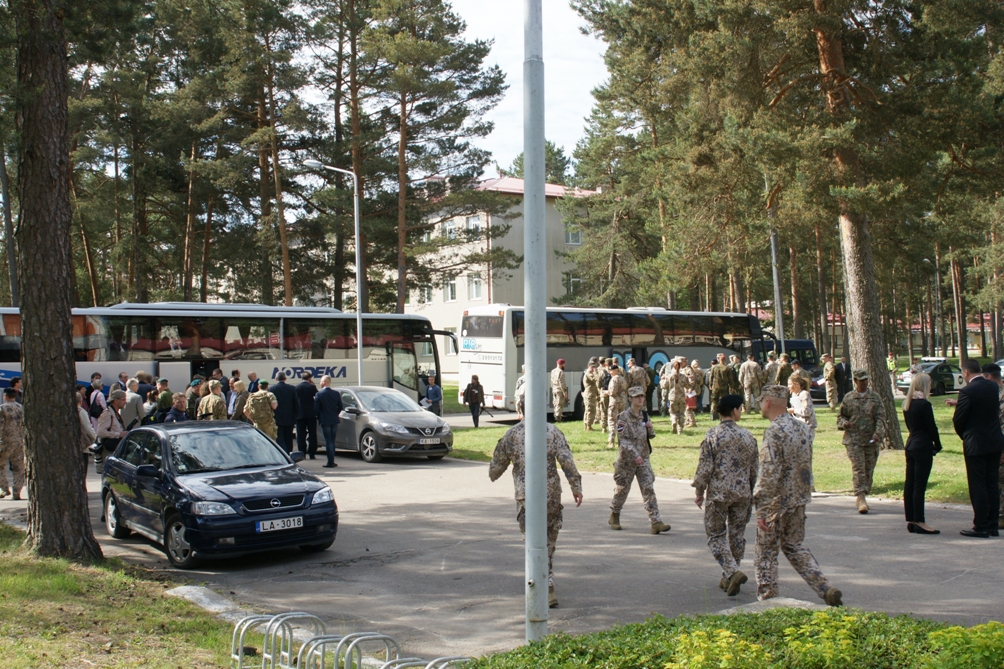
{"left": 137, "top": 420, "right": 256, "bottom": 436}
{"left": 338, "top": 386, "right": 405, "bottom": 394}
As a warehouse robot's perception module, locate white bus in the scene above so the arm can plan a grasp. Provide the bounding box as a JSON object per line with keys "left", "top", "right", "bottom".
{"left": 458, "top": 304, "right": 767, "bottom": 418}
{"left": 0, "top": 302, "right": 450, "bottom": 402}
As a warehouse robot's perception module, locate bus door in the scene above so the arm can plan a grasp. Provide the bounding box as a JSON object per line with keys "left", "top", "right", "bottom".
{"left": 157, "top": 362, "right": 191, "bottom": 397}
{"left": 388, "top": 341, "right": 420, "bottom": 401}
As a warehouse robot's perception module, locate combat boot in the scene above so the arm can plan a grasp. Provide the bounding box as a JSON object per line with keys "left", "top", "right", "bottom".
{"left": 725, "top": 570, "right": 748, "bottom": 596}
{"left": 856, "top": 494, "right": 869, "bottom": 514}
{"left": 823, "top": 587, "right": 843, "bottom": 606}
{"left": 548, "top": 584, "right": 558, "bottom": 608}
{"left": 650, "top": 521, "right": 671, "bottom": 534}
{"left": 718, "top": 576, "right": 728, "bottom": 591}
{"left": 608, "top": 512, "right": 621, "bottom": 530}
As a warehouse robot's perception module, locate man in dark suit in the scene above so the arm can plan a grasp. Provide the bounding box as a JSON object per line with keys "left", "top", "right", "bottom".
{"left": 314, "top": 375, "right": 343, "bottom": 468}
{"left": 270, "top": 372, "right": 300, "bottom": 453}
{"left": 952, "top": 359, "right": 1004, "bottom": 537}
{"left": 837, "top": 356, "right": 852, "bottom": 401}
{"left": 295, "top": 372, "right": 319, "bottom": 459}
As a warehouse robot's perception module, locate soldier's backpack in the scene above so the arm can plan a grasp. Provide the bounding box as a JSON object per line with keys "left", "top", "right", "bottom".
{"left": 186, "top": 392, "right": 199, "bottom": 420}
{"left": 245, "top": 392, "right": 273, "bottom": 425}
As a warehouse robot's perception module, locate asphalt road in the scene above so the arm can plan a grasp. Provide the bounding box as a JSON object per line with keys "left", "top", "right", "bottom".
{"left": 2, "top": 434, "right": 1002, "bottom": 659}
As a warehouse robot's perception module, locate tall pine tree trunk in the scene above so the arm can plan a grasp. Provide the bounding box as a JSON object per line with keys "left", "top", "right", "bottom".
{"left": 949, "top": 248, "right": 967, "bottom": 364}
{"left": 789, "top": 244, "right": 803, "bottom": 338}
{"left": 13, "top": 0, "right": 102, "bottom": 560}
{"left": 257, "top": 95, "right": 275, "bottom": 305}
{"left": 814, "top": 2, "right": 901, "bottom": 448}
{"left": 200, "top": 194, "right": 214, "bottom": 302}
{"left": 815, "top": 224, "right": 828, "bottom": 353}
{"left": 265, "top": 46, "right": 293, "bottom": 307}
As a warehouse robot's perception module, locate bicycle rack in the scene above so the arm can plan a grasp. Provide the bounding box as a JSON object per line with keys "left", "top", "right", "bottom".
{"left": 340, "top": 632, "right": 402, "bottom": 669}
{"left": 262, "top": 612, "right": 326, "bottom": 669}
{"left": 424, "top": 658, "right": 470, "bottom": 669}
{"left": 377, "top": 659, "right": 427, "bottom": 669}
{"left": 231, "top": 614, "right": 275, "bottom": 669}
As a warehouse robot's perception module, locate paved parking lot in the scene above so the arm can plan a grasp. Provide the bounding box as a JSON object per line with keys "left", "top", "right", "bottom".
{"left": 3, "top": 439, "right": 1003, "bottom": 659}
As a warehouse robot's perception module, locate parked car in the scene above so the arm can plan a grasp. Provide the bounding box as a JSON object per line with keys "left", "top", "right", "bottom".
{"left": 897, "top": 362, "right": 965, "bottom": 395}
{"left": 332, "top": 386, "right": 453, "bottom": 463}
{"left": 101, "top": 421, "right": 337, "bottom": 569}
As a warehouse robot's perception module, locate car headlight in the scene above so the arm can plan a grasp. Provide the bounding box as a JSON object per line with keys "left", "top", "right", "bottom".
{"left": 375, "top": 421, "right": 410, "bottom": 434}
{"left": 192, "top": 501, "right": 237, "bottom": 516}
{"left": 313, "top": 487, "right": 334, "bottom": 505}
{"left": 440, "top": 423, "right": 451, "bottom": 434}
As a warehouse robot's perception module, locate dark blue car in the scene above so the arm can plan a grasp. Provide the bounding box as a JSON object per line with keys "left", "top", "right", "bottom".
{"left": 100, "top": 421, "right": 338, "bottom": 568}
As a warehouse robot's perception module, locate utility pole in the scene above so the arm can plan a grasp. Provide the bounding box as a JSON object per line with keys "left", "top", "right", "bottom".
{"left": 765, "top": 174, "right": 785, "bottom": 356}
{"left": 522, "top": 0, "right": 548, "bottom": 642}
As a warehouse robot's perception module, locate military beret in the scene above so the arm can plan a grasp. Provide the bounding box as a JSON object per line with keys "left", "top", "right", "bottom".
{"left": 627, "top": 385, "right": 645, "bottom": 397}
{"left": 190, "top": 380, "right": 202, "bottom": 387}
{"left": 759, "top": 385, "right": 790, "bottom": 402}
{"left": 852, "top": 369, "right": 869, "bottom": 380}
{"left": 258, "top": 379, "right": 270, "bottom": 388}
{"left": 157, "top": 377, "right": 169, "bottom": 384}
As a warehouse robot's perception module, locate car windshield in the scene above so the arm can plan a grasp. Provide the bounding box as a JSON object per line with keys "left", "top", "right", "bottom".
{"left": 168, "top": 429, "right": 289, "bottom": 474}
{"left": 921, "top": 363, "right": 939, "bottom": 372}
{"left": 357, "top": 390, "right": 422, "bottom": 413}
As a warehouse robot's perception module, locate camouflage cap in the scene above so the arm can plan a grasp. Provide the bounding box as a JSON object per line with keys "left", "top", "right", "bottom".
{"left": 759, "top": 385, "right": 790, "bottom": 402}
{"left": 627, "top": 385, "right": 645, "bottom": 397}
{"left": 852, "top": 369, "right": 869, "bottom": 381}
{"left": 589, "top": 356, "right": 599, "bottom": 365}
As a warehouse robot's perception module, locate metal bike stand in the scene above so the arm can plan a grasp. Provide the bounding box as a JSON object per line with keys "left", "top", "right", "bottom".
{"left": 262, "top": 612, "right": 326, "bottom": 669}
{"left": 424, "top": 658, "right": 471, "bottom": 668}
{"left": 231, "top": 614, "right": 275, "bottom": 669}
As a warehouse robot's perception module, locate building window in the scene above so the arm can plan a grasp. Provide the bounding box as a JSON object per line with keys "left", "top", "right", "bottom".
{"left": 421, "top": 229, "right": 432, "bottom": 243}
{"left": 565, "top": 272, "right": 581, "bottom": 296}
{"left": 565, "top": 225, "right": 581, "bottom": 245}
{"left": 404, "top": 290, "right": 411, "bottom": 305}
{"left": 444, "top": 279, "right": 457, "bottom": 302}
{"left": 417, "top": 286, "right": 433, "bottom": 304}
{"left": 466, "top": 215, "right": 482, "bottom": 233}
{"left": 444, "top": 219, "right": 456, "bottom": 240}
{"left": 444, "top": 327, "right": 458, "bottom": 355}
{"left": 467, "top": 274, "right": 483, "bottom": 301}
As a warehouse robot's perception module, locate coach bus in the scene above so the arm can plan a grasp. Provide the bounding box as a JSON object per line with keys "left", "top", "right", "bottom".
{"left": 0, "top": 302, "right": 448, "bottom": 403}
{"left": 458, "top": 305, "right": 767, "bottom": 418}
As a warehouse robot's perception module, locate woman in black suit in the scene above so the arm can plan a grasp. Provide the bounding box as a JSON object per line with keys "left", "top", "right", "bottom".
{"left": 903, "top": 372, "right": 941, "bottom": 534}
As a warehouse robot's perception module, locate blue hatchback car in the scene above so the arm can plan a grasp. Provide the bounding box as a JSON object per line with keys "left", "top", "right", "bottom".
{"left": 100, "top": 421, "right": 338, "bottom": 568}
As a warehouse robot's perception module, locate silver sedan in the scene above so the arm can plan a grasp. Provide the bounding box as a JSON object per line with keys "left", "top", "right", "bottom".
{"left": 331, "top": 386, "right": 453, "bottom": 463}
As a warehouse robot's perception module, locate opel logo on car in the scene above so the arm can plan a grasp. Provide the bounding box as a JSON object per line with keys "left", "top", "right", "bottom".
{"left": 270, "top": 498, "right": 281, "bottom": 508}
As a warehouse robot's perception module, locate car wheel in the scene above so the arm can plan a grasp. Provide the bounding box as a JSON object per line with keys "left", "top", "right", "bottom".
{"left": 300, "top": 538, "right": 335, "bottom": 553}
{"left": 359, "top": 431, "right": 383, "bottom": 463}
{"left": 935, "top": 382, "right": 946, "bottom": 396}
{"left": 426, "top": 454, "right": 446, "bottom": 461}
{"left": 104, "top": 492, "right": 130, "bottom": 539}
{"left": 164, "top": 512, "right": 199, "bottom": 569}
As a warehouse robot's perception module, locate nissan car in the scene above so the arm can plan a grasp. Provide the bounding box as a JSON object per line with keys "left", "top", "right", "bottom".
{"left": 331, "top": 386, "right": 453, "bottom": 462}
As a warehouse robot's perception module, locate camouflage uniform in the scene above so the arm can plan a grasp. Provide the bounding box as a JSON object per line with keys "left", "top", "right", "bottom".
{"left": 582, "top": 365, "right": 603, "bottom": 429}
{"left": 514, "top": 374, "right": 527, "bottom": 417}
{"left": 823, "top": 360, "right": 838, "bottom": 410}
{"left": 738, "top": 359, "right": 764, "bottom": 412}
{"left": 837, "top": 389, "right": 886, "bottom": 495}
{"left": 550, "top": 366, "right": 567, "bottom": 423}
{"left": 790, "top": 367, "right": 813, "bottom": 393}
{"left": 599, "top": 364, "right": 612, "bottom": 432}
{"left": 627, "top": 364, "right": 649, "bottom": 394}
{"left": 197, "top": 393, "right": 227, "bottom": 420}
{"left": 0, "top": 401, "right": 25, "bottom": 497}
{"left": 247, "top": 390, "right": 278, "bottom": 439}
{"left": 610, "top": 404, "right": 665, "bottom": 525}
{"left": 693, "top": 420, "right": 758, "bottom": 581}
{"left": 754, "top": 412, "right": 833, "bottom": 601}
{"left": 662, "top": 368, "right": 689, "bottom": 434}
{"left": 709, "top": 361, "right": 731, "bottom": 419}
{"left": 776, "top": 361, "right": 793, "bottom": 388}
{"left": 687, "top": 364, "right": 704, "bottom": 425}
{"left": 607, "top": 373, "right": 628, "bottom": 449}
{"left": 489, "top": 422, "right": 582, "bottom": 588}
{"left": 789, "top": 390, "right": 818, "bottom": 433}
{"left": 763, "top": 358, "right": 780, "bottom": 386}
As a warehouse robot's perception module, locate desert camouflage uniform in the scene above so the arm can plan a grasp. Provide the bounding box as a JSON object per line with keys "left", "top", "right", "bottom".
{"left": 610, "top": 405, "right": 664, "bottom": 524}
{"left": 709, "top": 362, "right": 732, "bottom": 419}
{"left": 607, "top": 374, "right": 628, "bottom": 448}
{"left": 599, "top": 366, "right": 612, "bottom": 432}
{"left": 837, "top": 390, "right": 886, "bottom": 494}
{"left": 754, "top": 413, "right": 832, "bottom": 601}
{"left": 582, "top": 366, "right": 603, "bottom": 429}
{"left": 489, "top": 422, "right": 582, "bottom": 587}
{"left": 550, "top": 366, "right": 568, "bottom": 422}
{"left": 789, "top": 390, "right": 818, "bottom": 432}
{"left": 0, "top": 402, "right": 24, "bottom": 496}
{"left": 627, "top": 365, "right": 649, "bottom": 393}
{"left": 776, "top": 361, "right": 793, "bottom": 388}
{"left": 514, "top": 374, "right": 527, "bottom": 417}
{"left": 790, "top": 367, "right": 813, "bottom": 393}
{"left": 247, "top": 390, "right": 278, "bottom": 439}
{"left": 687, "top": 365, "right": 704, "bottom": 426}
{"left": 693, "top": 420, "right": 758, "bottom": 580}
{"left": 763, "top": 359, "right": 780, "bottom": 386}
{"left": 739, "top": 360, "right": 764, "bottom": 412}
{"left": 197, "top": 393, "right": 228, "bottom": 420}
{"left": 662, "top": 369, "right": 689, "bottom": 434}
{"left": 823, "top": 361, "right": 838, "bottom": 410}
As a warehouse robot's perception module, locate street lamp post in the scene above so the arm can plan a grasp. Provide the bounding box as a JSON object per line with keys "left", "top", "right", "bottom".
{"left": 923, "top": 258, "right": 941, "bottom": 356}
{"left": 303, "top": 160, "right": 364, "bottom": 385}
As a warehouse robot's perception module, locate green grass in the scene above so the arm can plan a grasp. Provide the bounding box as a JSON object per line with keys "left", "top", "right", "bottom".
{"left": 0, "top": 524, "right": 233, "bottom": 668}
{"left": 469, "top": 607, "right": 1004, "bottom": 669}
{"left": 451, "top": 400, "right": 973, "bottom": 504}
{"left": 441, "top": 381, "right": 469, "bottom": 414}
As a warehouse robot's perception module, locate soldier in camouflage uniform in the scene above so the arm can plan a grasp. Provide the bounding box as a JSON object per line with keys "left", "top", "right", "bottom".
{"left": 754, "top": 385, "right": 843, "bottom": 606}
{"left": 609, "top": 386, "right": 671, "bottom": 534}
{"left": 789, "top": 359, "right": 812, "bottom": 390}
{"left": 738, "top": 353, "right": 764, "bottom": 413}
{"left": 197, "top": 380, "right": 228, "bottom": 420}
{"left": 709, "top": 354, "right": 731, "bottom": 420}
{"left": 607, "top": 365, "right": 628, "bottom": 449}
{"left": 837, "top": 369, "right": 886, "bottom": 514}
{"left": 688, "top": 360, "right": 705, "bottom": 423}
{"left": 822, "top": 354, "right": 838, "bottom": 411}
{"left": 0, "top": 388, "right": 25, "bottom": 500}
{"left": 763, "top": 352, "right": 780, "bottom": 386}
{"left": 582, "top": 357, "right": 603, "bottom": 431}
{"left": 627, "top": 358, "right": 649, "bottom": 394}
{"left": 776, "top": 353, "right": 793, "bottom": 388}
{"left": 693, "top": 394, "right": 759, "bottom": 596}
{"left": 550, "top": 359, "right": 568, "bottom": 423}
{"left": 244, "top": 379, "right": 279, "bottom": 439}
{"left": 661, "top": 359, "right": 689, "bottom": 434}
{"left": 489, "top": 420, "right": 583, "bottom": 609}
{"left": 599, "top": 359, "right": 612, "bottom": 432}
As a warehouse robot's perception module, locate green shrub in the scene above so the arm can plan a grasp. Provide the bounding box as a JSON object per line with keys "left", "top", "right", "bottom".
{"left": 665, "top": 629, "right": 772, "bottom": 669}
{"left": 924, "top": 621, "right": 1004, "bottom": 669}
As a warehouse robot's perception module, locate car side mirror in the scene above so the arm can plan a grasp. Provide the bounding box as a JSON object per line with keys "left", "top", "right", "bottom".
{"left": 289, "top": 451, "right": 305, "bottom": 463}
{"left": 345, "top": 407, "right": 360, "bottom": 415}
{"left": 136, "top": 464, "right": 160, "bottom": 478}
